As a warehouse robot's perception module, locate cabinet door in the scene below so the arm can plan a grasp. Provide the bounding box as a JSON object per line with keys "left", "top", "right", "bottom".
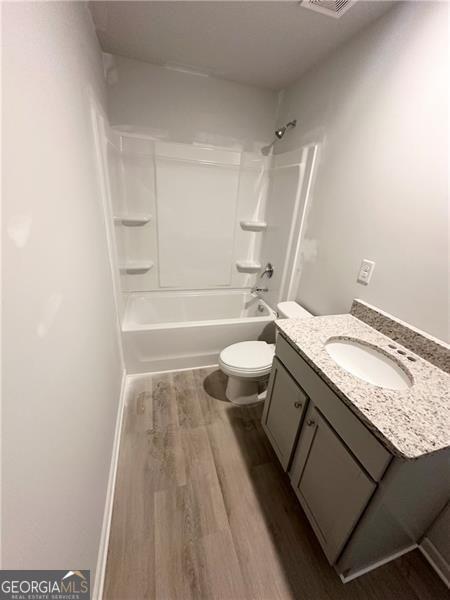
{"left": 290, "top": 404, "right": 376, "bottom": 564}
{"left": 262, "top": 357, "right": 308, "bottom": 470}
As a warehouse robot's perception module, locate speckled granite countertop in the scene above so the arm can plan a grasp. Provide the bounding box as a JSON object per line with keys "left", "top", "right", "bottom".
{"left": 276, "top": 314, "right": 450, "bottom": 460}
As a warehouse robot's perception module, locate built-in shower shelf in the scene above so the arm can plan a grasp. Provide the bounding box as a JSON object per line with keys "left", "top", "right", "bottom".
{"left": 240, "top": 220, "right": 267, "bottom": 232}
{"left": 236, "top": 260, "right": 261, "bottom": 274}
{"left": 114, "top": 214, "right": 152, "bottom": 226}
{"left": 119, "top": 261, "right": 154, "bottom": 274}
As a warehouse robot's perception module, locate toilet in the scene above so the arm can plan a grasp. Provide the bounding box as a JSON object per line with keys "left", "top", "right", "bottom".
{"left": 219, "top": 301, "right": 312, "bottom": 405}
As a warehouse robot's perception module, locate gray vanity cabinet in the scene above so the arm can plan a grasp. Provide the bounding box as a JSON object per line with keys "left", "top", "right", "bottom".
{"left": 263, "top": 332, "right": 449, "bottom": 579}
{"left": 289, "top": 403, "right": 376, "bottom": 563}
{"left": 261, "top": 357, "right": 308, "bottom": 469}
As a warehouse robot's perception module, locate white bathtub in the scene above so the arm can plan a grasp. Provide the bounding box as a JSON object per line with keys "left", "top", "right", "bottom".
{"left": 122, "top": 290, "right": 276, "bottom": 373}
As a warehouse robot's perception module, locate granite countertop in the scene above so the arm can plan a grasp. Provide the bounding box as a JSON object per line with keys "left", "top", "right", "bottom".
{"left": 276, "top": 314, "right": 450, "bottom": 460}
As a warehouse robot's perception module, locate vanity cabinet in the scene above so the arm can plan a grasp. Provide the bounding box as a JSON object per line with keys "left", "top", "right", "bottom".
{"left": 262, "top": 357, "right": 308, "bottom": 469}
{"left": 263, "top": 332, "right": 449, "bottom": 581}
{"left": 289, "top": 403, "right": 375, "bottom": 563}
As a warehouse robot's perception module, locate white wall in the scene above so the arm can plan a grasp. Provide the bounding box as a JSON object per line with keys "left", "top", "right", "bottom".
{"left": 2, "top": 1, "right": 123, "bottom": 580}
{"left": 105, "top": 54, "right": 277, "bottom": 151}
{"left": 275, "top": 1, "right": 449, "bottom": 341}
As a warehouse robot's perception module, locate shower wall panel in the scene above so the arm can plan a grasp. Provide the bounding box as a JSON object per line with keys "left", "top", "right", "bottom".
{"left": 109, "top": 132, "right": 268, "bottom": 293}
{"left": 155, "top": 143, "right": 240, "bottom": 288}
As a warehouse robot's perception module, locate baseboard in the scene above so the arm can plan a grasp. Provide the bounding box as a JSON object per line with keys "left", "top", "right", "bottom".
{"left": 420, "top": 537, "right": 450, "bottom": 588}
{"left": 339, "top": 544, "right": 417, "bottom": 583}
{"left": 92, "top": 369, "right": 128, "bottom": 600}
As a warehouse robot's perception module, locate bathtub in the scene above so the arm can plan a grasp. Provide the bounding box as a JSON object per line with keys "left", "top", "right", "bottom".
{"left": 122, "top": 290, "right": 276, "bottom": 373}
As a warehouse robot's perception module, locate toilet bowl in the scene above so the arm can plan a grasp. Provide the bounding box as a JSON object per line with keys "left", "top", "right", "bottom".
{"left": 219, "top": 300, "right": 312, "bottom": 405}
{"left": 219, "top": 340, "right": 275, "bottom": 405}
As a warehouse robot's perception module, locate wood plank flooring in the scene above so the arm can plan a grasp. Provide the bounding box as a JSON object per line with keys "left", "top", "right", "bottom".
{"left": 104, "top": 367, "right": 448, "bottom": 600}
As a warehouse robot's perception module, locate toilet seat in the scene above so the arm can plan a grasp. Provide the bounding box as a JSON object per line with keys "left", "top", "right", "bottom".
{"left": 219, "top": 341, "right": 275, "bottom": 378}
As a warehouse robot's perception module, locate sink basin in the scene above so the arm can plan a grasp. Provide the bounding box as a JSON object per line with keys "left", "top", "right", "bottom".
{"left": 325, "top": 338, "right": 413, "bottom": 390}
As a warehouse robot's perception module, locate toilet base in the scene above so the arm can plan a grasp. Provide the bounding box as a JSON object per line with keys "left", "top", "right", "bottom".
{"left": 225, "top": 375, "right": 268, "bottom": 406}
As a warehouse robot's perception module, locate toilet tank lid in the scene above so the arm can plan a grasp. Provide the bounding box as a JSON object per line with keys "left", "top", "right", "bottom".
{"left": 277, "top": 301, "right": 312, "bottom": 319}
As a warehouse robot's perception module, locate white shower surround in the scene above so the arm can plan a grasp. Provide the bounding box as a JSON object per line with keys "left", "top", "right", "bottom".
{"left": 107, "top": 132, "right": 269, "bottom": 293}
{"left": 122, "top": 290, "right": 276, "bottom": 373}
{"left": 103, "top": 129, "right": 315, "bottom": 374}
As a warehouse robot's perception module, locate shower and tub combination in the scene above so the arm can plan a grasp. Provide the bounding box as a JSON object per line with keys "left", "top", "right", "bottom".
{"left": 101, "top": 120, "right": 317, "bottom": 377}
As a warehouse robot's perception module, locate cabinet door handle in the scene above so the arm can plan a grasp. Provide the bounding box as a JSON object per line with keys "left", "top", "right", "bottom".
{"left": 294, "top": 401, "right": 302, "bottom": 409}
{"left": 306, "top": 419, "right": 316, "bottom": 426}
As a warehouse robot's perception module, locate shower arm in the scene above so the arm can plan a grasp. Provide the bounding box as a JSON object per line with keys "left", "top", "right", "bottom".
{"left": 261, "top": 119, "right": 297, "bottom": 155}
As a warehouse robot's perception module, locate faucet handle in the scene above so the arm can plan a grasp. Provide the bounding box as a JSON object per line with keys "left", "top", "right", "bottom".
{"left": 260, "top": 262, "right": 274, "bottom": 279}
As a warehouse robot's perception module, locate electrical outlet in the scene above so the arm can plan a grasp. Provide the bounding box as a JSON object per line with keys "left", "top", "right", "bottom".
{"left": 357, "top": 259, "right": 375, "bottom": 285}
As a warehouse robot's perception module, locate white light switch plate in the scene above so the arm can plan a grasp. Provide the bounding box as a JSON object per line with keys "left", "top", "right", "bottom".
{"left": 357, "top": 259, "right": 376, "bottom": 285}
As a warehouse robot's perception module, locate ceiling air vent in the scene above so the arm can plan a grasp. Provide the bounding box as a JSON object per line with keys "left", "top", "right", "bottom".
{"left": 300, "top": 0, "right": 356, "bottom": 19}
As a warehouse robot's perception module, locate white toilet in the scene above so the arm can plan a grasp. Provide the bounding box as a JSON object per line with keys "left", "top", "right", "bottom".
{"left": 219, "top": 301, "right": 312, "bottom": 405}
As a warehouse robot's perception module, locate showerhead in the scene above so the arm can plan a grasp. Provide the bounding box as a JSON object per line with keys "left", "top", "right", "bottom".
{"left": 261, "top": 119, "right": 297, "bottom": 155}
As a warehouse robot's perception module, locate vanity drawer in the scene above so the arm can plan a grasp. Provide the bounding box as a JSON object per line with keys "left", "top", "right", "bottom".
{"left": 276, "top": 333, "right": 392, "bottom": 481}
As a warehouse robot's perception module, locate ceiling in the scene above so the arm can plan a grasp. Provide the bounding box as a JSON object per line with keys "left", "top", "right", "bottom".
{"left": 90, "top": 1, "right": 395, "bottom": 90}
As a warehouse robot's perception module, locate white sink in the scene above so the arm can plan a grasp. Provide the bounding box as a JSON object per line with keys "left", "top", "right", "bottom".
{"left": 325, "top": 338, "right": 413, "bottom": 390}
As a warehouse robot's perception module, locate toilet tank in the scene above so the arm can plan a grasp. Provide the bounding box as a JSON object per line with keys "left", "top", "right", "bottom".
{"left": 277, "top": 301, "right": 312, "bottom": 319}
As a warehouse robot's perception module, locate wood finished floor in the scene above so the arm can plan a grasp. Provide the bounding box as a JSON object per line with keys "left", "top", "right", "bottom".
{"left": 104, "top": 367, "right": 448, "bottom": 600}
